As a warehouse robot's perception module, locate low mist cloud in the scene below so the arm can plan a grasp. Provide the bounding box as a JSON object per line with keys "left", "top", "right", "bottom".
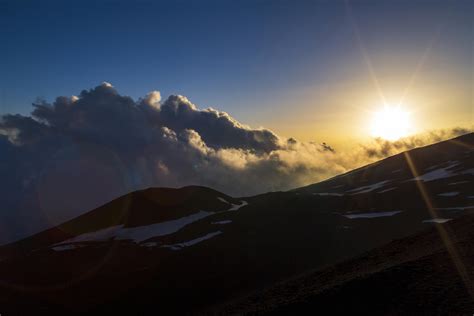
{"left": 362, "top": 127, "right": 471, "bottom": 159}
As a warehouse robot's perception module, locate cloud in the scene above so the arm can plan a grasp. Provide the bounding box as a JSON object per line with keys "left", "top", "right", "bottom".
{"left": 0, "top": 83, "right": 470, "bottom": 243}
{"left": 361, "top": 128, "right": 471, "bottom": 159}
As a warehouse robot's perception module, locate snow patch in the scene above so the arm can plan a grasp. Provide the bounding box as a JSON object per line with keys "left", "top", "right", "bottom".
{"left": 212, "top": 220, "right": 232, "bottom": 225}
{"left": 342, "top": 210, "right": 402, "bottom": 219}
{"left": 412, "top": 168, "right": 454, "bottom": 182}
{"left": 227, "top": 200, "right": 248, "bottom": 211}
{"left": 217, "top": 197, "right": 229, "bottom": 204}
{"left": 377, "top": 187, "right": 397, "bottom": 194}
{"left": 424, "top": 164, "right": 442, "bottom": 171}
{"left": 312, "top": 193, "right": 344, "bottom": 197}
{"left": 462, "top": 168, "right": 474, "bottom": 175}
{"left": 57, "top": 211, "right": 212, "bottom": 244}
{"left": 434, "top": 206, "right": 474, "bottom": 211}
{"left": 437, "top": 192, "right": 459, "bottom": 197}
{"left": 424, "top": 160, "right": 459, "bottom": 171}
{"left": 449, "top": 181, "right": 469, "bottom": 186}
{"left": 56, "top": 225, "right": 122, "bottom": 244}
{"left": 423, "top": 218, "right": 452, "bottom": 224}
{"left": 410, "top": 161, "right": 472, "bottom": 182}
{"left": 141, "top": 241, "right": 159, "bottom": 247}
{"left": 55, "top": 200, "right": 248, "bottom": 246}
{"left": 161, "top": 231, "right": 222, "bottom": 251}
{"left": 346, "top": 180, "right": 391, "bottom": 194}
{"left": 51, "top": 244, "right": 82, "bottom": 251}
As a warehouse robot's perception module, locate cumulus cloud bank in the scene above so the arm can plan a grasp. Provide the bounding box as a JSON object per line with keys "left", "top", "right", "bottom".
{"left": 0, "top": 83, "right": 469, "bottom": 242}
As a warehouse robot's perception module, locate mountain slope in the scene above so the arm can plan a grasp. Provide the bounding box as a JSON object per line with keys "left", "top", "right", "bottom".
{"left": 221, "top": 210, "right": 474, "bottom": 315}
{"left": 0, "top": 133, "right": 472, "bottom": 315}
{"left": 0, "top": 186, "right": 240, "bottom": 255}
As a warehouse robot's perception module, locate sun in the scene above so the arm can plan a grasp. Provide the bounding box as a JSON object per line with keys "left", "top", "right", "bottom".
{"left": 370, "top": 105, "right": 412, "bottom": 141}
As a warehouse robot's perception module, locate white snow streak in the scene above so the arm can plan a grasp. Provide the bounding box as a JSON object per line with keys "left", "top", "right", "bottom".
{"left": 346, "top": 180, "right": 391, "bottom": 194}
{"left": 410, "top": 161, "right": 474, "bottom": 182}
{"left": 377, "top": 187, "right": 397, "bottom": 194}
{"left": 449, "top": 181, "right": 469, "bottom": 185}
{"left": 437, "top": 192, "right": 460, "bottom": 197}
{"left": 161, "top": 231, "right": 222, "bottom": 251}
{"left": 217, "top": 197, "right": 229, "bottom": 204}
{"left": 342, "top": 210, "right": 403, "bottom": 219}
{"left": 312, "top": 193, "right": 344, "bottom": 197}
{"left": 434, "top": 206, "right": 474, "bottom": 211}
{"left": 227, "top": 200, "right": 248, "bottom": 211}
{"left": 56, "top": 210, "right": 212, "bottom": 244}
{"left": 51, "top": 244, "right": 82, "bottom": 251}
{"left": 422, "top": 218, "right": 452, "bottom": 224}
{"left": 212, "top": 220, "right": 232, "bottom": 225}
{"left": 412, "top": 168, "right": 455, "bottom": 182}
{"left": 55, "top": 200, "right": 247, "bottom": 245}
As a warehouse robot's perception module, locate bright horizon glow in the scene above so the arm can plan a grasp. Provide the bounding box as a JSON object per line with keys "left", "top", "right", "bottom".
{"left": 371, "top": 105, "right": 412, "bottom": 141}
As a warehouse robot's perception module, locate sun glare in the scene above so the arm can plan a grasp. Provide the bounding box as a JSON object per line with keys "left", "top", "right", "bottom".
{"left": 371, "top": 105, "right": 412, "bottom": 141}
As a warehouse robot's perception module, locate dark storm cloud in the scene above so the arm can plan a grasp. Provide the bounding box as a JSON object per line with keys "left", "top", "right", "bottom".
{"left": 0, "top": 83, "right": 469, "bottom": 243}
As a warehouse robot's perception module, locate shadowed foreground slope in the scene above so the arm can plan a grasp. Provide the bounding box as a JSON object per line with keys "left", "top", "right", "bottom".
{"left": 0, "top": 133, "right": 472, "bottom": 315}
{"left": 218, "top": 210, "right": 474, "bottom": 315}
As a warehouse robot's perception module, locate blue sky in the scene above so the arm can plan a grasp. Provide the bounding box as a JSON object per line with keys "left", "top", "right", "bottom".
{"left": 0, "top": 0, "right": 472, "bottom": 142}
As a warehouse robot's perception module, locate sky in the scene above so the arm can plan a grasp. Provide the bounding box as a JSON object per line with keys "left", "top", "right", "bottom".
{"left": 0, "top": 0, "right": 472, "bottom": 147}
